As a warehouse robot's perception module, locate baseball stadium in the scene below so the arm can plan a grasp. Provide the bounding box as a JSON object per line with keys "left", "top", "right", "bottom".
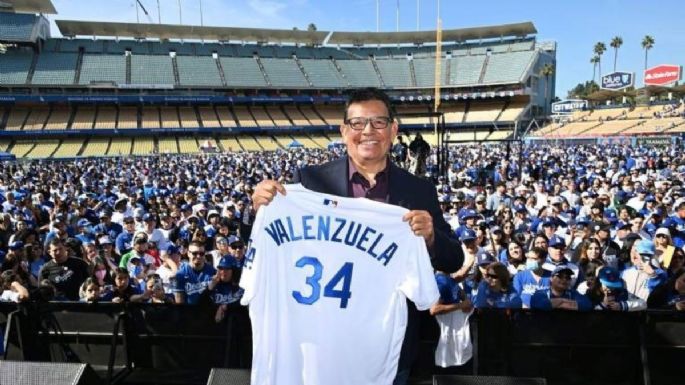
{"left": 0, "top": 0, "right": 684, "bottom": 384}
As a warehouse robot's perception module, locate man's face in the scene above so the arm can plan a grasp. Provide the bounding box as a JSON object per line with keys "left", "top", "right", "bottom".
{"left": 548, "top": 245, "right": 564, "bottom": 261}
{"left": 341, "top": 100, "right": 397, "bottom": 165}
{"left": 230, "top": 242, "right": 246, "bottom": 260}
{"left": 188, "top": 246, "right": 205, "bottom": 270}
{"left": 49, "top": 244, "right": 67, "bottom": 263}
{"left": 552, "top": 273, "right": 572, "bottom": 292}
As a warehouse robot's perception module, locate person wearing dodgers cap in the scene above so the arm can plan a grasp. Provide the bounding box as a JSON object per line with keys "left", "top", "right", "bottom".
{"left": 530, "top": 266, "right": 592, "bottom": 311}
{"left": 209, "top": 255, "right": 245, "bottom": 323}
{"left": 542, "top": 234, "right": 581, "bottom": 288}
{"left": 595, "top": 266, "right": 646, "bottom": 311}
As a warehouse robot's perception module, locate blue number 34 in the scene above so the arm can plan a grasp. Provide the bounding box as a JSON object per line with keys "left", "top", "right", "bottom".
{"left": 292, "top": 256, "right": 353, "bottom": 308}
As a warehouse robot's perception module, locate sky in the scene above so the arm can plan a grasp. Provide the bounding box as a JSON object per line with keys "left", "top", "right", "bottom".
{"left": 46, "top": 0, "right": 685, "bottom": 98}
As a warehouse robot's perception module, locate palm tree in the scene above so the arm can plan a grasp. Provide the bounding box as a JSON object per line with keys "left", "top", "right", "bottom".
{"left": 610, "top": 36, "right": 623, "bottom": 72}
{"left": 594, "top": 42, "right": 606, "bottom": 78}
{"left": 590, "top": 56, "right": 600, "bottom": 82}
{"left": 641, "top": 35, "right": 655, "bottom": 70}
{"left": 540, "top": 63, "right": 555, "bottom": 114}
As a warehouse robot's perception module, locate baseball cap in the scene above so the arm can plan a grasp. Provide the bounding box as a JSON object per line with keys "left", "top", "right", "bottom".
{"left": 207, "top": 210, "right": 220, "bottom": 218}
{"left": 459, "top": 229, "right": 477, "bottom": 242}
{"left": 459, "top": 209, "right": 479, "bottom": 220}
{"left": 217, "top": 256, "right": 239, "bottom": 269}
{"left": 133, "top": 232, "right": 148, "bottom": 242}
{"left": 542, "top": 217, "right": 557, "bottom": 228}
{"left": 615, "top": 221, "right": 631, "bottom": 230}
{"left": 548, "top": 235, "right": 566, "bottom": 248}
{"left": 98, "top": 210, "right": 112, "bottom": 219}
{"left": 77, "top": 219, "right": 91, "bottom": 227}
{"left": 8, "top": 241, "right": 24, "bottom": 250}
{"left": 142, "top": 213, "right": 155, "bottom": 222}
{"left": 655, "top": 227, "right": 671, "bottom": 238}
{"left": 551, "top": 196, "right": 564, "bottom": 205}
{"left": 598, "top": 267, "right": 624, "bottom": 289}
{"left": 476, "top": 251, "right": 496, "bottom": 267}
{"left": 165, "top": 245, "right": 180, "bottom": 255}
{"left": 227, "top": 235, "right": 244, "bottom": 246}
{"left": 552, "top": 266, "right": 574, "bottom": 277}
{"left": 514, "top": 204, "right": 527, "bottom": 214}
{"left": 98, "top": 235, "right": 113, "bottom": 245}
{"left": 592, "top": 221, "right": 611, "bottom": 233}
{"left": 133, "top": 208, "right": 145, "bottom": 218}
{"left": 635, "top": 239, "right": 655, "bottom": 256}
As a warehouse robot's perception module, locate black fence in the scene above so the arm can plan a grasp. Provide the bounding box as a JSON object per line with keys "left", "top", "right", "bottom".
{"left": 2, "top": 303, "right": 685, "bottom": 385}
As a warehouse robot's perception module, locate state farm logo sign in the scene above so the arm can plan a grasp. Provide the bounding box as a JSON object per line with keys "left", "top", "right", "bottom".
{"left": 644, "top": 65, "right": 681, "bottom": 86}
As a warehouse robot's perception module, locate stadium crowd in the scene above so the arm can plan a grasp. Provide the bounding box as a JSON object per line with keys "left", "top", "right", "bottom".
{"left": 0, "top": 140, "right": 684, "bottom": 317}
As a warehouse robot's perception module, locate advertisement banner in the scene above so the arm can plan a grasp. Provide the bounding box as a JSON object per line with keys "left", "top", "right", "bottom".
{"left": 551, "top": 99, "right": 588, "bottom": 114}
{"left": 601, "top": 71, "right": 634, "bottom": 90}
{"left": 644, "top": 65, "right": 682, "bottom": 86}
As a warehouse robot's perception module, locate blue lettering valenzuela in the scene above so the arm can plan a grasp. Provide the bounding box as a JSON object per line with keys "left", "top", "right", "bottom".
{"left": 264, "top": 216, "right": 398, "bottom": 266}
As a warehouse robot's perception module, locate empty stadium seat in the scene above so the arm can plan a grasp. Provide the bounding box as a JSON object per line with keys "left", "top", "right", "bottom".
{"left": 250, "top": 106, "right": 275, "bottom": 127}
{"left": 482, "top": 51, "right": 535, "bottom": 84}
{"left": 218, "top": 137, "right": 242, "bottom": 152}
{"left": 160, "top": 107, "right": 180, "bottom": 129}
{"left": 265, "top": 106, "right": 291, "bottom": 128}
{"left": 299, "top": 105, "right": 327, "bottom": 126}
{"left": 465, "top": 102, "right": 505, "bottom": 123}
{"left": 44, "top": 108, "right": 70, "bottom": 130}
{"left": 215, "top": 106, "right": 238, "bottom": 128}
{"left": 158, "top": 137, "right": 179, "bottom": 154}
{"left": 220, "top": 57, "right": 267, "bottom": 87}
{"left": 413, "top": 58, "right": 447, "bottom": 87}
{"left": 336, "top": 60, "right": 381, "bottom": 87}
{"left": 290, "top": 134, "right": 322, "bottom": 149}
{"left": 299, "top": 59, "right": 346, "bottom": 88}
{"left": 0, "top": 13, "right": 38, "bottom": 41}
{"left": 31, "top": 53, "right": 78, "bottom": 85}
{"left": 450, "top": 55, "right": 485, "bottom": 85}
{"left": 96, "top": 107, "right": 119, "bottom": 129}
{"left": 0, "top": 50, "right": 33, "bottom": 84}
{"left": 72, "top": 106, "right": 96, "bottom": 129}
{"left": 130, "top": 55, "right": 175, "bottom": 85}
{"left": 258, "top": 136, "right": 281, "bottom": 151}
{"left": 261, "top": 58, "right": 309, "bottom": 87}
{"left": 79, "top": 54, "right": 126, "bottom": 85}
{"left": 178, "top": 107, "right": 199, "bottom": 128}
{"left": 283, "top": 106, "right": 311, "bottom": 127}
{"left": 4, "top": 108, "right": 30, "bottom": 130}
{"left": 178, "top": 137, "right": 199, "bottom": 153}
{"left": 199, "top": 107, "right": 221, "bottom": 128}
{"left": 233, "top": 106, "right": 258, "bottom": 127}
{"left": 237, "top": 135, "right": 262, "bottom": 151}
{"left": 81, "top": 138, "right": 110, "bottom": 157}
{"left": 314, "top": 105, "right": 343, "bottom": 126}
{"left": 142, "top": 107, "right": 161, "bottom": 129}
{"left": 52, "top": 139, "right": 84, "bottom": 158}
{"left": 23, "top": 108, "right": 49, "bottom": 130}
{"left": 177, "top": 56, "right": 223, "bottom": 86}
{"left": 375, "top": 59, "right": 412, "bottom": 88}
{"left": 10, "top": 142, "right": 35, "bottom": 157}
{"left": 26, "top": 141, "right": 59, "bottom": 158}
{"left": 499, "top": 102, "right": 526, "bottom": 121}
{"left": 441, "top": 104, "right": 467, "bottom": 124}
{"left": 132, "top": 138, "right": 155, "bottom": 155}
{"left": 108, "top": 138, "right": 132, "bottom": 155}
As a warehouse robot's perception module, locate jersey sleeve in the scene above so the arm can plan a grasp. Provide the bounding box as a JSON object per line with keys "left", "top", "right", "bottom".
{"left": 239, "top": 205, "right": 270, "bottom": 306}
{"left": 397, "top": 236, "right": 439, "bottom": 311}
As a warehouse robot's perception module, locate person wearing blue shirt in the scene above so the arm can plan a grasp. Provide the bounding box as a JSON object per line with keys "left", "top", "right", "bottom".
{"left": 665, "top": 201, "right": 685, "bottom": 248}
{"left": 454, "top": 209, "right": 479, "bottom": 239}
{"left": 513, "top": 247, "right": 551, "bottom": 308}
{"left": 530, "top": 266, "right": 592, "bottom": 311}
{"left": 74, "top": 219, "right": 95, "bottom": 245}
{"left": 622, "top": 239, "right": 667, "bottom": 302}
{"left": 208, "top": 256, "right": 245, "bottom": 323}
{"left": 93, "top": 211, "right": 124, "bottom": 243}
{"left": 174, "top": 240, "right": 216, "bottom": 304}
{"left": 473, "top": 262, "right": 522, "bottom": 309}
{"left": 115, "top": 216, "right": 136, "bottom": 256}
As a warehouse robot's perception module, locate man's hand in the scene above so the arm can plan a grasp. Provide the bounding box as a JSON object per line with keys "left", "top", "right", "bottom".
{"left": 251, "top": 180, "right": 286, "bottom": 212}
{"left": 402, "top": 210, "right": 434, "bottom": 247}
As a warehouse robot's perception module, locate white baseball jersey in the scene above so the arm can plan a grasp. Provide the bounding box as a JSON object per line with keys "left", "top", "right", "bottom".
{"left": 240, "top": 184, "right": 439, "bottom": 385}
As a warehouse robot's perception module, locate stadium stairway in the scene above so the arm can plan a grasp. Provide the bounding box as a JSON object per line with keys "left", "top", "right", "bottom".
{"left": 73, "top": 49, "right": 84, "bottom": 85}
{"left": 254, "top": 56, "right": 272, "bottom": 86}
{"left": 408, "top": 59, "right": 417, "bottom": 87}
{"left": 215, "top": 56, "right": 228, "bottom": 86}
{"left": 293, "top": 56, "right": 314, "bottom": 87}
{"left": 25, "top": 53, "right": 38, "bottom": 84}
{"left": 477, "top": 54, "right": 490, "bottom": 84}
{"left": 370, "top": 57, "right": 386, "bottom": 88}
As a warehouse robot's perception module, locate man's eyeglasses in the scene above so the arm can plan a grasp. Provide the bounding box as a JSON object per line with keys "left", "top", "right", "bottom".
{"left": 344, "top": 116, "right": 392, "bottom": 130}
{"left": 555, "top": 274, "right": 572, "bottom": 281}
{"left": 189, "top": 251, "right": 204, "bottom": 256}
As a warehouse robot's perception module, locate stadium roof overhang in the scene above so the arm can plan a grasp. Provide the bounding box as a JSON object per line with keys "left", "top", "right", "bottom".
{"left": 327, "top": 22, "right": 537, "bottom": 45}
{"left": 56, "top": 20, "right": 536, "bottom": 46}
{"left": 56, "top": 20, "right": 328, "bottom": 44}
{"left": 0, "top": 0, "right": 56, "bottom": 14}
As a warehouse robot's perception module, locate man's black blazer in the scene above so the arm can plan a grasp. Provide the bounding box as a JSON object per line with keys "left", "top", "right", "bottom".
{"left": 292, "top": 155, "right": 464, "bottom": 371}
